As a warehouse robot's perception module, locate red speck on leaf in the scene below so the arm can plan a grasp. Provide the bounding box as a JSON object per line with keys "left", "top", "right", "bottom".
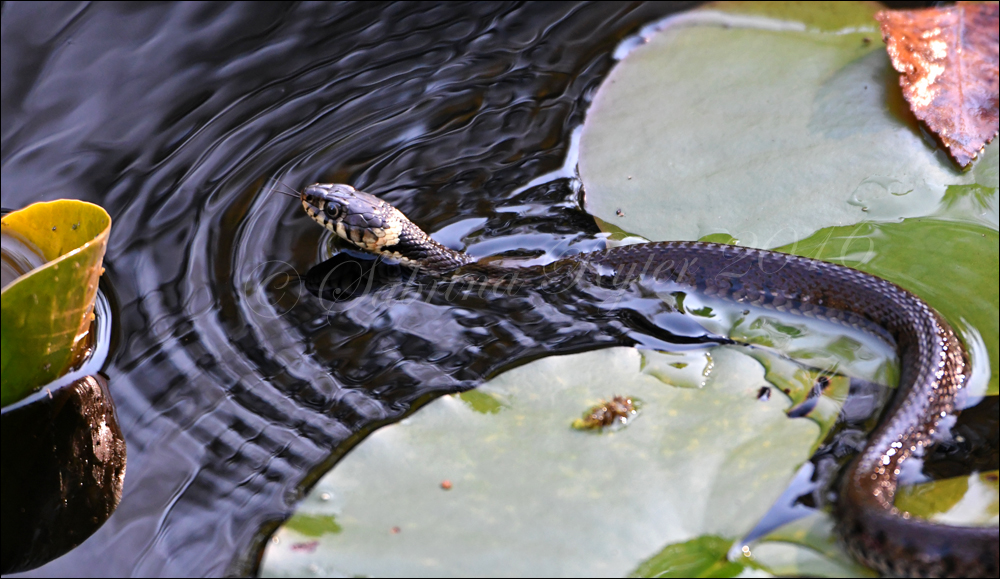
{"left": 290, "top": 540, "right": 319, "bottom": 553}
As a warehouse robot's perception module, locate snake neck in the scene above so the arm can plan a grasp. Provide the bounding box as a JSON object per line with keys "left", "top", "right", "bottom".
{"left": 382, "top": 219, "right": 476, "bottom": 274}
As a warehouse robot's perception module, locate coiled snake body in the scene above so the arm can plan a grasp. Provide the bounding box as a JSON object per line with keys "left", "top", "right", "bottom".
{"left": 301, "top": 183, "right": 999, "bottom": 577}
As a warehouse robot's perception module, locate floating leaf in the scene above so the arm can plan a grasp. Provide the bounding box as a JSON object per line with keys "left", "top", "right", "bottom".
{"left": 580, "top": 4, "right": 981, "bottom": 249}
{"left": 876, "top": 3, "right": 999, "bottom": 168}
{"left": 284, "top": 513, "right": 343, "bottom": 538}
{"left": 628, "top": 535, "right": 751, "bottom": 578}
{"left": 630, "top": 515, "right": 875, "bottom": 579}
{"left": 746, "top": 512, "right": 875, "bottom": 578}
{"left": 1, "top": 200, "right": 110, "bottom": 407}
{"left": 708, "top": 1, "right": 880, "bottom": 33}
{"left": 261, "top": 347, "right": 827, "bottom": 577}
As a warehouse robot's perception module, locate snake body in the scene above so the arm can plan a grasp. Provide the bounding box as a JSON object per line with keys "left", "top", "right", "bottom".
{"left": 301, "top": 183, "right": 999, "bottom": 577}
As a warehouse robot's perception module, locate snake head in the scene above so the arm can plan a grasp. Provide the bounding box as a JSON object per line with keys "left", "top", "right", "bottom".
{"left": 301, "top": 183, "right": 405, "bottom": 253}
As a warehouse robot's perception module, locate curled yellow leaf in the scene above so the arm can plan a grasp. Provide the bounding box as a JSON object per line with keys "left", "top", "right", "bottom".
{"left": 1, "top": 200, "right": 110, "bottom": 407}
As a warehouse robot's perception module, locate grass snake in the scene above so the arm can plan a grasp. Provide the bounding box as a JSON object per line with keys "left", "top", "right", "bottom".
{"left": 299, "top": 182, "right": 998, "bottom": 577}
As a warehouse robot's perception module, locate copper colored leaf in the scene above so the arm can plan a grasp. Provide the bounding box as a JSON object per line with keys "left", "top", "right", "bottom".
{"left": 876, "top": 3, "right": 1000, "bottom": 168}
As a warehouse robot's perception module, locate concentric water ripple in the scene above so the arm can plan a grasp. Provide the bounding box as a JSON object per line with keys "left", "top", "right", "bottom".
{"left": 2, "top": 3, "right": 701, "bottom": 575}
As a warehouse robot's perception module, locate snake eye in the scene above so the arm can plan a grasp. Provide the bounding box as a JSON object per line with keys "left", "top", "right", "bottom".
{"left": 324, "top": 204, "right": 342, "bottom": 220}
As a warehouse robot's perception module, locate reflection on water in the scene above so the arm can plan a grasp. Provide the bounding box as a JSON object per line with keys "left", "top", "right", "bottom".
{"left": 2, "top": 3, "right": 699, "bottom": 575}
{"left": 0, "top": 229, "right": 47, "bottom": 289}
{"left": 1, "top": 288, "right": 122, "bottom": 575}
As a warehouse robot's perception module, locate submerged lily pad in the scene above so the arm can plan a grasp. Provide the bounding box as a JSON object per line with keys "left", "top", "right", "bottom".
{"left": 262, "top": 347, "right": 828, "bottom": 577}
{"left": 1, "top": 200, "right": 110, "bottom": 407}
{"left": 777, "top": 215, "right": 998, "bottom": 397}
{"left": 894, "top": 471, "right": 1000, "bottom": 527}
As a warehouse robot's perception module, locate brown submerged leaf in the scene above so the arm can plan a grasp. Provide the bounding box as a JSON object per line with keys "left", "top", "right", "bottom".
{"left": 876, "top": 2, "right": 999, "bottom": 168}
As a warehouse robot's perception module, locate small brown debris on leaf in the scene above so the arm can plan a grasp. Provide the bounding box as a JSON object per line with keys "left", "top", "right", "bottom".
{"left": 572, "top": 395, "right": 638, "bottom": 431}
{"left": 876, "top": 3, "right": 999, "bottom": 168}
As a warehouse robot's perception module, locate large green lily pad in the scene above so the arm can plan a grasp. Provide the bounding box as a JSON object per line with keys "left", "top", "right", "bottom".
{"left": 579, "top": 4, "right": 985, "bottom": 249}
{"left": 261, "top": 346, "right": 869, "bottom": 577}
{"left": 1, "top": 200, "right": 110, "bottom": 407}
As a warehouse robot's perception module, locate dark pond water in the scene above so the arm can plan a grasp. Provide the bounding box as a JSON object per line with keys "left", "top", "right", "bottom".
{"left": 2, "top": 1, "right": 994, "bottom": 577}
{"left": 2, "top": 2, "right": 707, "bottom": 575}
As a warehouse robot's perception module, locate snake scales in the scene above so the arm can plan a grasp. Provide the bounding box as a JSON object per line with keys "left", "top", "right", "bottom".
{"left": 300, "top": 182, "right": 999, "bottom": 577}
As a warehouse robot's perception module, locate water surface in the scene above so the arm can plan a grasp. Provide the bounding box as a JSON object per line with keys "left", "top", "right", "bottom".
{"left": 2, "top": 2, "right": 700, "bottom": 575}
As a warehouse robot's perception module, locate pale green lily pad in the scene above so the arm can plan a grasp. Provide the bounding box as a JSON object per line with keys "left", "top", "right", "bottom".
{"left": 1, "top": 200, "right": 110, "bottom": 407}
{"left": 579, "top": 6, "right": 981, "bottom": 249}
{"left": 577, "top": 0, "right": 999, "bottom": 391}
{"left": 261, "top": 347, "right": 829, "bottom": 578}
{"left": 708, "top": 1, "right": 880, "bottom": 33}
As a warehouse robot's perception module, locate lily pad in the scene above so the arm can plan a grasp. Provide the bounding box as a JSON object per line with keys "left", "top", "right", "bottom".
{"left": 261, "top": 346, "right": 831, "bottom": 577}
{"left": 628, "top": 535, "right": 753, "bottom": 578}
{"left": 1, "top": 200, "right": 110, "bottom": 407}
{"left": 576, "top": 1, "right": 998, "bottom": 400}
{"left": 579, "top": 4, "right": 982, "bottom": 249}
